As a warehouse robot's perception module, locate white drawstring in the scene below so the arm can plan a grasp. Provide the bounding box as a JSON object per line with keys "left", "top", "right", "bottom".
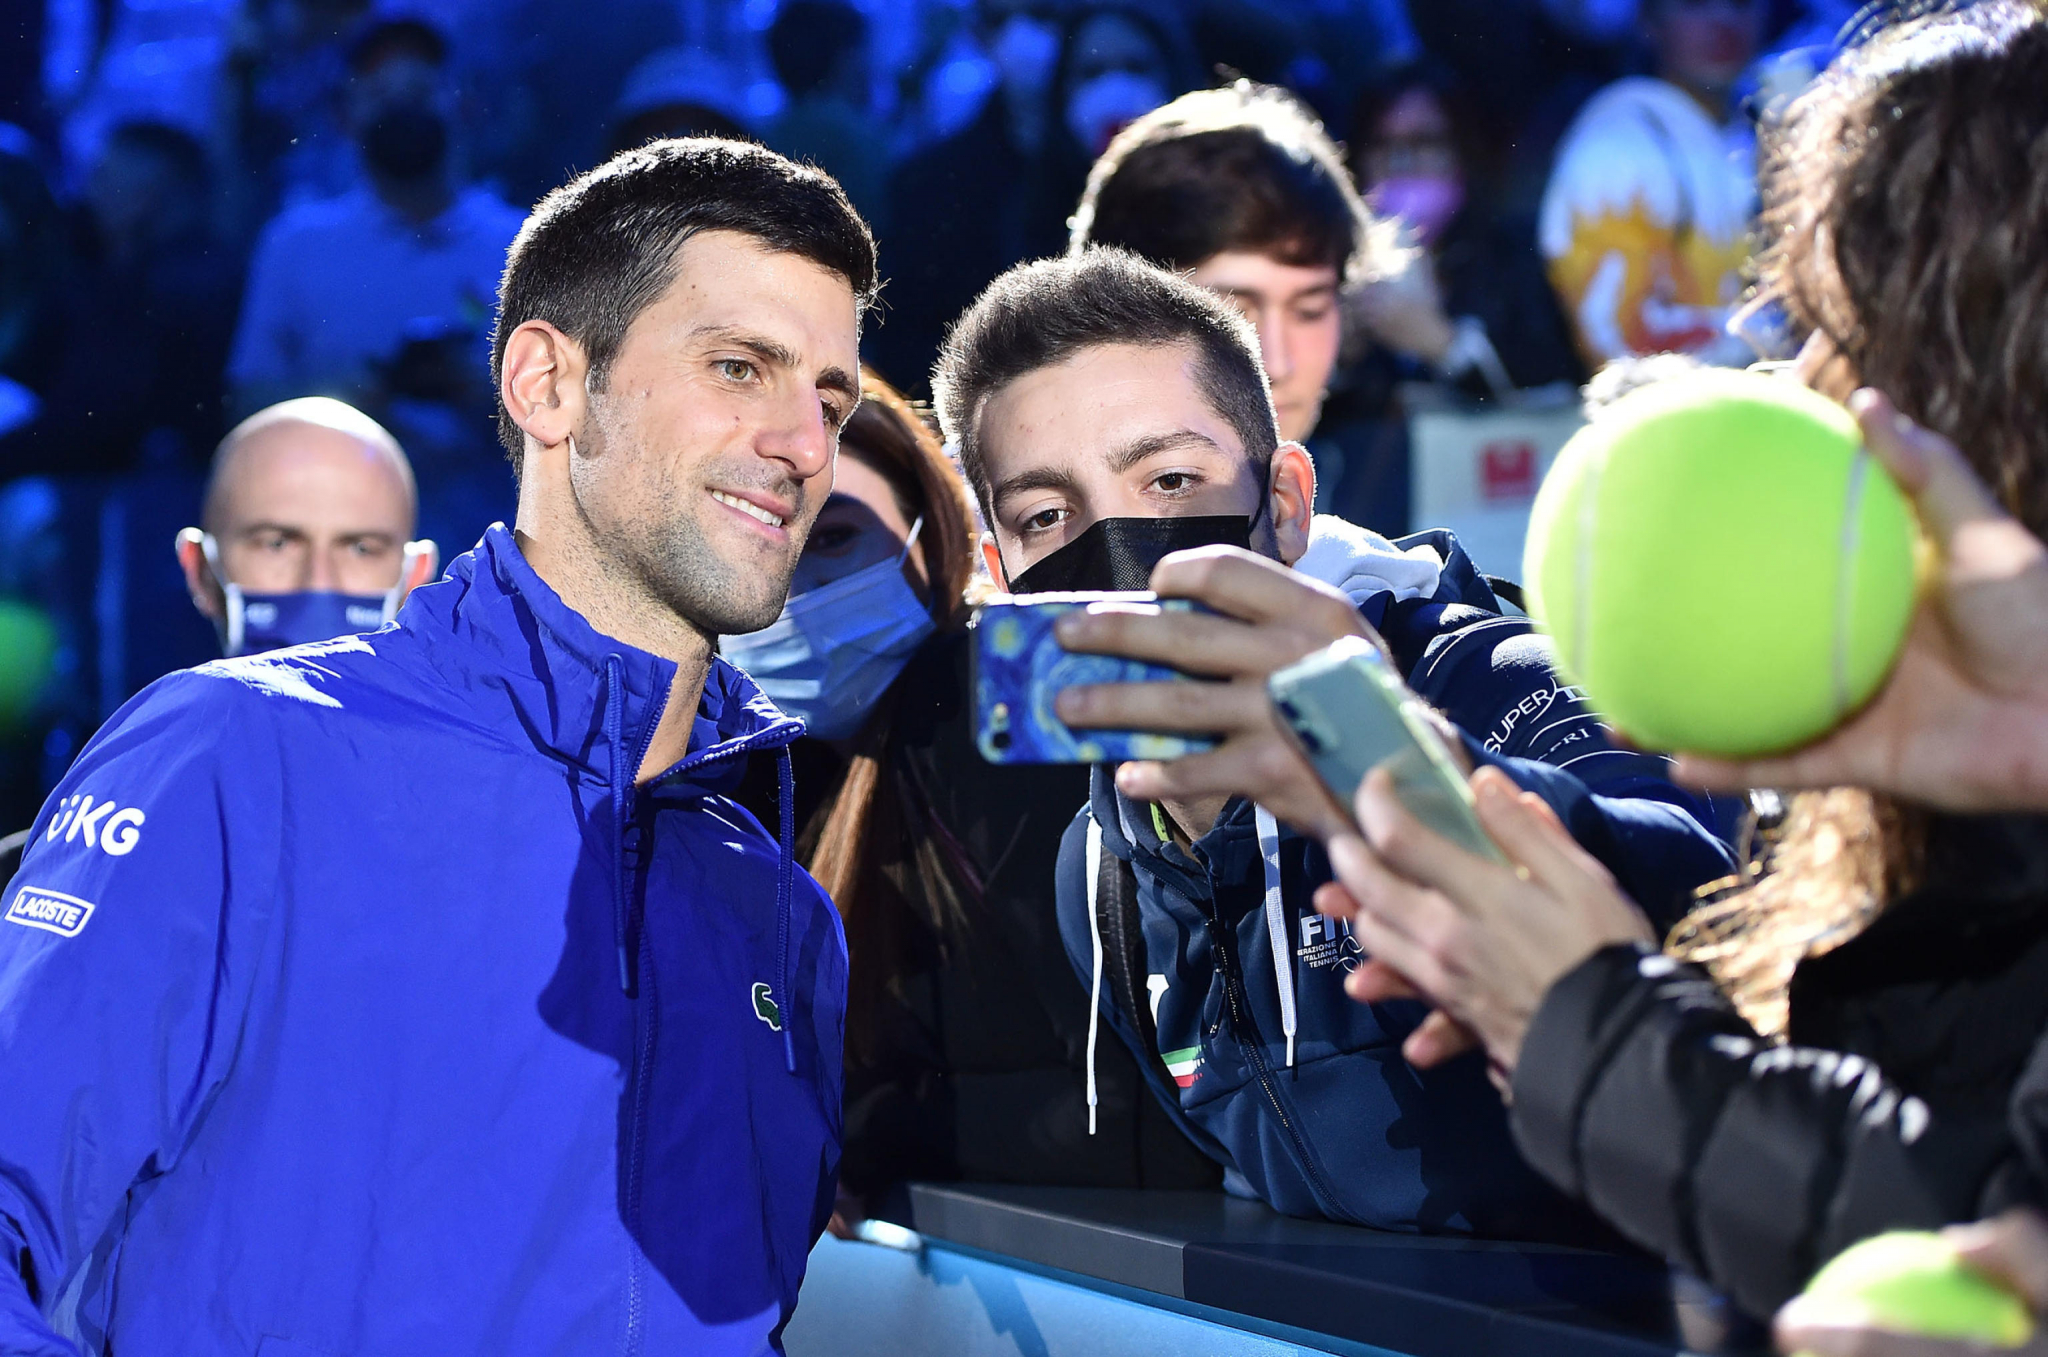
{"left": 1084, "top": 814, "right": 1105, "bottom": 1136}
{"left": 1256, "top": 805, "right": 1297, "bottom": 1069}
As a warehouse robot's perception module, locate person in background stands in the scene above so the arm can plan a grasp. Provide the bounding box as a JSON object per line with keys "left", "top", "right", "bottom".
{"left": 874, "top": 0, "right": 1192, "bottom": 397}
{"left": 1068, "top": 80, "right": 1414, "bottom": 530}
{"left": 1538, "top": 0, "right": 1763, "bottom": 368}
{"left": 226, "top": 13, "right": 522, "bottom": 416}
{"left": 228, "top": 0, "right": 375, "bottom": 213}
{"left": 0, "top": 120, "right": 241, "bottom": 480}
{"left": 1348, "top": 62, "right": 1585, "bottom": 404}
{"left": 763, "top": 1, "right": 889, "bottom": 235}
{"left": 606, "top": 47, "right": 754, "bottom": 158}
{"left": 173, "top": 397, "right": 438, "bottom": 657}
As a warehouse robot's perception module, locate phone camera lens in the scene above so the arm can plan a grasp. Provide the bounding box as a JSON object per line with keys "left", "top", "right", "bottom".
{"left": 1277, "top": 700, "right": 1325, "bottom": 753}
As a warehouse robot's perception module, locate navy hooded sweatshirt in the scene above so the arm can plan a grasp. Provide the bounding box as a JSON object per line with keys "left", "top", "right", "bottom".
{"left": 0, "top": 526, "right": 847, "bottom": 1356}
{"left": 1053, "top": 529, "right": 1736, "bottom": 1242}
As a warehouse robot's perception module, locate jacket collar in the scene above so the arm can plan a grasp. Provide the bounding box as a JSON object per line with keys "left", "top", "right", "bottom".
{"left": 399, "top": 525, "right": 802, "bottom": 793}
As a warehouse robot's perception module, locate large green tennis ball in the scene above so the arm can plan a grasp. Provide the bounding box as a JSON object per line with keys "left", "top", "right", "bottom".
{"left": 1524, "top": 369, "right": 1918, "bottom": 757}
{"left": 1791, "top": 1231, "right": 2034, "bottom": 1352}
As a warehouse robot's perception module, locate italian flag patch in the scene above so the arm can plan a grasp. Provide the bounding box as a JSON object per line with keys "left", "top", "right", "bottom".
{"left": 1163, "top": 1046, "right": 1203, "bottom": 1089}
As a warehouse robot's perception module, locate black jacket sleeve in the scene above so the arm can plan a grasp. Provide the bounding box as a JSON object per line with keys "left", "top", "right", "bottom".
{"left": 1511, "top": 946, "right": 2021, "bottom": 1320}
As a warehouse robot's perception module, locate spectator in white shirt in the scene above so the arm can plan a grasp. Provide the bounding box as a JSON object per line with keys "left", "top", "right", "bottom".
{"left": 226, "top": 14, "right": 521, "bottom": 417}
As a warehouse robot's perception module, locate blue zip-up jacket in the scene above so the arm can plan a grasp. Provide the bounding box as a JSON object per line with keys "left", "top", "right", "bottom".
{"left": 1054, "top": 531, "right": 1735, "bottom": 1243}
{"left": 0, "top": 526, "right": 847, "bottom": 1356}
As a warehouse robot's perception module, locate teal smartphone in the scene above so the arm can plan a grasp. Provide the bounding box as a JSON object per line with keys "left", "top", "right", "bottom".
{"left": 1267, "top": 636, "right": 1506, "bottom": 864}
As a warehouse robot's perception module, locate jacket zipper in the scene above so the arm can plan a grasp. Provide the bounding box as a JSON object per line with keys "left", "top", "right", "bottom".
{"left": 622, "top": 894, "right": 656, "bottom": 1356}
{"left": 1202, "top": 906, "right": 1349, "bottom": 1218}
{"left": 608, "top": 675, "right": 795, "bottom": 1353}
{"left": 620, "top": 714, "right": 658, "bottom": 1357}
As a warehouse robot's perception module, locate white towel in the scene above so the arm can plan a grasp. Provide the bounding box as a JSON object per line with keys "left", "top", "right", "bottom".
{"left": 1293, "top": 513, "right": 1444, "bottom": 607}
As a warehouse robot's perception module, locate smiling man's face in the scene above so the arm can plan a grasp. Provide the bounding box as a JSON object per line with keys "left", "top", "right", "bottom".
{"left": 573, "top": 229, "right": 862, "bottom": 635}
{"left": 976, "top": 340, "right": 1271, "bottom": 583}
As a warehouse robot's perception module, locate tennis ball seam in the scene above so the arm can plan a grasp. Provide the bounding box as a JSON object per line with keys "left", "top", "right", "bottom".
{"left": 1833, "top": 444, "right": 1872, "bottom": 723}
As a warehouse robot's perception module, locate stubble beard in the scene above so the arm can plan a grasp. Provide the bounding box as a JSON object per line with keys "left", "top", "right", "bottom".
{"left": 576, "top": 414, "right": 806, "bottom": 640}
{"left": 635, "top": 501, "right": 798, "bottom": 638}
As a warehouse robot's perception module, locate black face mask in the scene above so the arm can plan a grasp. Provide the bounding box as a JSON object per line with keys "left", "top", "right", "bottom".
{"left": 359, "top": 102, "right": 449, "bottom": 182}
{"left": 1007, "top": 515, "right": 1252, "bottom": 594}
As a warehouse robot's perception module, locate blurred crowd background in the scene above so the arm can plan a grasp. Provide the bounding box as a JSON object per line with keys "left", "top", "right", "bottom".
{"left": 0, "top": 0, "right": 1869, "bottom": 829}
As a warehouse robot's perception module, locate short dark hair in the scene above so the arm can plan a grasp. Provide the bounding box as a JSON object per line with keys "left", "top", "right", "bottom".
{"left": 769, "top": 1, "right": 867, "bottom": 99}
{"left": 1069, "top": 81, "right": 1390, "bottom": 282}
{"left": 490, "top": 137, "right": 878, "bottom": 472}
{"left": 933, "top": 248, "right": 1279, "bottom": 516}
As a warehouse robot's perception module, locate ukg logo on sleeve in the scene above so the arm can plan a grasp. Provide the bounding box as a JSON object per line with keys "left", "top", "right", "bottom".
{"left": 6, "top": 886, "right": 97, "bottom": 938}
{"left": 43, "top": 792, "right": 146, "bottom": 857}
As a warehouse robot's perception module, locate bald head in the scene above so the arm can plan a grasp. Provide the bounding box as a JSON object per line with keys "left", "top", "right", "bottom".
{"left": 204, "top": 397, "right": 417, "bottom": 537}
{"left": 182, "top": 399, "right": 429, "bottom": 620}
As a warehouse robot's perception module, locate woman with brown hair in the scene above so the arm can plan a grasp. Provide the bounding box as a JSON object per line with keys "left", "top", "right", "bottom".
{"left": 729, "top": 370, "right": 1216, "bottom": 1223}
{"left": 1296, "top": 0, "right": 2048, "bottom": 1326}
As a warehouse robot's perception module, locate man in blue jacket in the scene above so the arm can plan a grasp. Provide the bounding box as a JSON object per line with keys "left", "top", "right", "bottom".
{"left": 0, "top": 138, "right": 872, "bottom": 1355}
{"left": 932, "top": 248, "right": 1734, "bottom": 1241}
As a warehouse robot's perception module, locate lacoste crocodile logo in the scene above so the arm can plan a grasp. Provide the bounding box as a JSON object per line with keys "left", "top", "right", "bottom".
{"left": 751, "top": 982, "right": 782, "bottom": 1032}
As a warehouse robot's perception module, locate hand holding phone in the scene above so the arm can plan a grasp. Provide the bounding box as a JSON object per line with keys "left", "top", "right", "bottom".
{"left": 1268, "top": 636, "right": 1505, "bottom": 863}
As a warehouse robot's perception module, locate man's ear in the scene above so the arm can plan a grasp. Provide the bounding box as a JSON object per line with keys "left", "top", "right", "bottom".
{"left": 979, "top": 533, "right": 1011, "bottom": 590}
{"left": 500, "top": 319, "right": 589, "bottom": 460}
{"left": 174, "top": 527, "right": 222, "bottom": 620}
{"left": 1269, "top": 441, "right": 1317, "bottom": 567}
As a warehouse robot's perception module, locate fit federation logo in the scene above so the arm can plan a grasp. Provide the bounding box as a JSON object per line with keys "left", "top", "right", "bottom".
{"left": 6, "top": 886, "right": 96, "bottom": 938}
{"left": 1163, "top": 1046, "right": 1204, "bottom": 1089}
{"left": 1297, "top": 912, "right": 1362, "bottom": 975}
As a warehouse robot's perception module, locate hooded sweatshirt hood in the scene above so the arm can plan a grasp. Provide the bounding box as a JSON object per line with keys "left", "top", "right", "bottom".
{"left": 1293, "top": 513, "right": 1446, "bottom": 607}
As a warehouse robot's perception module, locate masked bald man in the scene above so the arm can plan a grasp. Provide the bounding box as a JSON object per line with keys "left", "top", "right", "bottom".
{"left": 175, "top": 397, "right": 439, "bottom": 656}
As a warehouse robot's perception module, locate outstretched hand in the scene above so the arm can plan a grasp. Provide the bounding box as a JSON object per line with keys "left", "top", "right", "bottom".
{"left": 1318, "top": 764, "right": 1652, "bottom": 1077}
{"left": 1677, "top": 390, "right": 2048, "bottom": 811}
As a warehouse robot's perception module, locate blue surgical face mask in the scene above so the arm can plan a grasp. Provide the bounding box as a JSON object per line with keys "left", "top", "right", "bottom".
{"left": 720, "top": 518, "right": 936, "bottom": 741}
{"left": 189, "top": 529, "right": 435, "bottom": 657}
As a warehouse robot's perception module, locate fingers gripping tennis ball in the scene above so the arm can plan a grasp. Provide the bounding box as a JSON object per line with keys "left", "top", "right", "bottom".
{"left": 1523, "top": 369, "right": 1918, "bottom": 757}
{"left": 1790, "top": 1231, "right": 2034, "bottom": 1352}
